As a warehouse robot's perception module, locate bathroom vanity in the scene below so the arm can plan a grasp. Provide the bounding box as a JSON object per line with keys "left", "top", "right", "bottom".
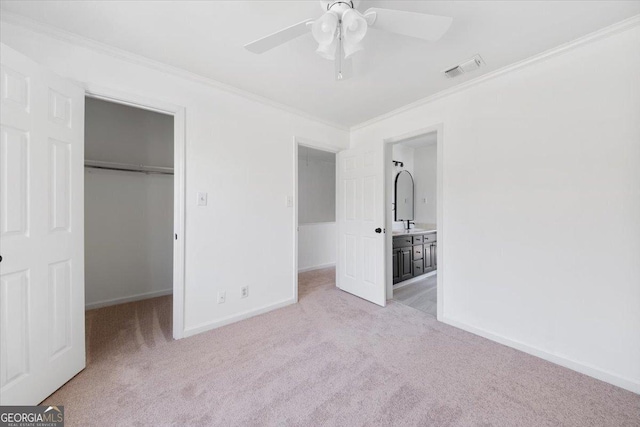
{"left": 392, "top": 230, "right": 437, "bottom": 284}
{"left": 392, "top": 167, "right": 437, "bottom": 285}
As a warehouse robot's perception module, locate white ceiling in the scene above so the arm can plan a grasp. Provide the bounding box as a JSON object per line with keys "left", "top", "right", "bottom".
{"left": 1, "top": 1, "right": 638, "bottom": 128}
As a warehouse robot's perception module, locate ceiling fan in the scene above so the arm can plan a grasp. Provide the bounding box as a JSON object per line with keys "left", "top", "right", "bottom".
{"left": 244, "top": 1, "right": 453, "bottom": 80}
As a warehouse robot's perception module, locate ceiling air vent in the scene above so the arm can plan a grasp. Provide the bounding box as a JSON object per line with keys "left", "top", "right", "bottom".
{"left": 443, "top": 54, "right": 484, "bottom": 79}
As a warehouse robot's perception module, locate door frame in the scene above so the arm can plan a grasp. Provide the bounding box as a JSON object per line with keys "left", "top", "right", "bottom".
{"left": 383, "top": 123, "right": 444, "bottom": 320}
{"left": 292, "top": 136, "right": 342, "bottom": 303}
{"left": 84, "top": 84, "right": 187, "bottom": 339}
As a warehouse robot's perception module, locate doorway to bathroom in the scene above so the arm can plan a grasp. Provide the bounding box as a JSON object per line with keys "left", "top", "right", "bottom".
{"left": 385, "top": 129, "right": 441, "bottom": 318}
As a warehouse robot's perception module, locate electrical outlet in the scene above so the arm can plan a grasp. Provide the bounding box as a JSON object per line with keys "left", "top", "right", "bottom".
{"left": 241, "top": 286, "right": 249, "bottom": 299}
{"left": 217, "top": 291, "right": 226, "bottom": 304}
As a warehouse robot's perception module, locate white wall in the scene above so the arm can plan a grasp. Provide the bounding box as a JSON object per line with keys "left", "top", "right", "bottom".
{"left": 298, "top": 223, "right": 336, "bottom": 272}
{"left": 85, "top": 170, "right": 173, "bottom": 308}
{"left": 413, "top": 144, "right": 437, "bottom": 225}
{"left": 84, "top": 98, "right": 173, "bottom": 309}
{"left": 298, "top": 146, "right": 335, "bottom": 224}
{"left": 85, "top": 97, "right": 174, "bottom": 166}
{"left": 352, "top": 25, "right": 640, "bottom": 392}
{"left": 0, "top": 21, "right": 349, "bottom": 336}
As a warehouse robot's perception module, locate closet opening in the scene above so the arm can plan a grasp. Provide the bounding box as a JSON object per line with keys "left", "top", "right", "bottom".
{"left": 294, "top": 142, "right": 339, "bottom": 302}
{"left": 84, "top": 96, "right": 176, "bottom": 356}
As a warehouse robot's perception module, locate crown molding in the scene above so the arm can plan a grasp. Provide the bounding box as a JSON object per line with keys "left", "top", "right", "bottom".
{"left": 0, "top": 11, "right": 350, "bottom": 132}
{"left": 350, "top": 14, "right": 640, "bottom": 132}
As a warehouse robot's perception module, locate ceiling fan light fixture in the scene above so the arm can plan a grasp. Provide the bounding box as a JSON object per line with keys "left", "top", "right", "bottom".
{"left": 316, "top": 38, "right": 338, "bottom": 60}
{"left": 341, "top": 9, "right": 367, "bottom": 58}
{"left": 311, "top": 11, "right": 339, "bottom": 46}
{"left": 343, "top": 40, "right": 363, "bottom": 58}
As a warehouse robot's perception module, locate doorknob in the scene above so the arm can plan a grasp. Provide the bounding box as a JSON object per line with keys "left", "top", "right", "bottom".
{"left": 375, "top": 228, "right": 382, "bottom": 233}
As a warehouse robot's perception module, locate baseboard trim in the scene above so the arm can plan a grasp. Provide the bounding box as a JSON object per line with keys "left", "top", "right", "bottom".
{"left": 183, "top": 297, "right": 296, "bottom": 338}
{"left": 440, "top": 316, "right": 640, "bottom": 395}
{"left": 85, "top": 289, "right": 173, "bottom": 310}
{"left": 298, "top": 263, "right": 336, "bottom": 273}
{"left": 393, "top": 270, "right": 437, "bottom": 290}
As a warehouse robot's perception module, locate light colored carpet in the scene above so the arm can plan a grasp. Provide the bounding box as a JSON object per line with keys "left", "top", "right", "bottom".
{"left": 44, "top": 267, "right": 639, "bottom": 426}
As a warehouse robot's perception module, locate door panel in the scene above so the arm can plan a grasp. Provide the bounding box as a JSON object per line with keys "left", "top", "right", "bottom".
{"left": 336, "top": 143, "right": 385, "bottom": 306}
{"left": 0, "top": 43, "right": 85, "bottom": 405}
{"left": 424, "top": 244, "right": 433, "bottom": 270}
{"left": 400, "top": 247, "right": 412, "bottom": 282}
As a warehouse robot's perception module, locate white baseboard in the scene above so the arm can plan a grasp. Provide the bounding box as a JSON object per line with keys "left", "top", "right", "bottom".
{"left": 183, "top": 297, "right": 296, "bottom": 338}
{"left": 393, "top": 270, "right": 437, "bottom": 290}
{"left": 440, "top": 316, "right": 640, "bottom": 395}
{"left": 298, "top": 263, "right": 335, "bottom": 273}
{"left": 85, "top": 289, "right": 173, "bottom": 310}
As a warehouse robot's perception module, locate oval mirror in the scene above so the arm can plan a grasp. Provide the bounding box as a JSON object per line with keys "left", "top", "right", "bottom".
{"left": 394, "top": 170, "right": 414, "bottom": 221}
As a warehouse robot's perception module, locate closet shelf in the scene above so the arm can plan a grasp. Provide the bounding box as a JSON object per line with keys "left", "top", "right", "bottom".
{"left": 84, "top": 160, "right": 174, "bottom": 175}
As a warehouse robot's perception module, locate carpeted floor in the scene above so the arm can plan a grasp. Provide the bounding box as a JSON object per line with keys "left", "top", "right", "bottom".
{"left": 44, "top": 267, "right": 639, "bottom": 426}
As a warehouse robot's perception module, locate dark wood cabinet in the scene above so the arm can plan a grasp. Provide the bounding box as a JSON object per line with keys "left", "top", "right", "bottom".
{"left": 424, "top": 242, "right": 437, "bottom": 273}
{"left": 423, "top": 243, "right": 433, "bottom": 271}
{"left": 393, "top": 231, "right": 437, "bottom": 284}
{"left": 399, "top": 247, "right": 413, "bottom": 282}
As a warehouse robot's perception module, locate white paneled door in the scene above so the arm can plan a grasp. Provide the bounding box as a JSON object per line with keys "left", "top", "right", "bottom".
{"left": 0, "top": 44, "right": 85, "bottom": 405}
{"left": 336, "top": 142, "right": 386, "bottom": 306}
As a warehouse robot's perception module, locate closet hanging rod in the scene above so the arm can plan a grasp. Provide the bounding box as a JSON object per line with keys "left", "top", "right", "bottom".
{"left": 84, "top": 160, "right": 174, "bottom": 175}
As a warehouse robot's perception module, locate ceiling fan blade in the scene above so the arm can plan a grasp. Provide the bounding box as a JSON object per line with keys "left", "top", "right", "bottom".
{"left": 244, "top": 19, "right": 314, "bottom": 54}
{"left": 364, "top": 7, "right": 452, "bottom": 41}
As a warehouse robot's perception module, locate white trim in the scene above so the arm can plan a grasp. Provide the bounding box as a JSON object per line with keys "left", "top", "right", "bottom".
{"left": 0, "top": 11, "right": 349, "bottom": 132}
{"left": 183, "top": 298, "right": 296, "bottom": 338}
{"left": 351, "top": 14, "right": 640, "bottom": 132}
{"left": 84, "top": 84, "right": 187, "bottom": 340}
{"left": 85, "top": 289, "right": 172, "bottom": 310}
{"left": 441, "top": 316, "right": 640, "bottom": 395}
{"left": 296, "top": 136, "right": 343, "bottom": 154}
{"left": 298, "top": 263, "right": 336, "bottom": 273}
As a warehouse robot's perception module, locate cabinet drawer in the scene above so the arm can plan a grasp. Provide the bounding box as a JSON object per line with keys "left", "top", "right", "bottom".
{"left": 393, "top": 236, "right": 413, "bottom": 248}
{"left": 424, "top": 232, "right": 437, "bottom": 243}
{"left": 413, "top": 260, "right": 424, "bottom": 276}
{"left": 413, "top": 235, "right": 424, "bottom": 244}
{"left": 412, "top": 244, "right": 423, "bottom": 260}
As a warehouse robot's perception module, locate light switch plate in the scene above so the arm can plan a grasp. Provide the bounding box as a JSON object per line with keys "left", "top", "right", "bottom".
{"left": 286, "top": 196, "right": 294, "bottom": 207}
{"left": 197, "top": 192, "right": 208, "bottom": 206}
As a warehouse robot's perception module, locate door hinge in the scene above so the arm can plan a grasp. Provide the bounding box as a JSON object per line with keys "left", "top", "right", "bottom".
{"left": 175, "top": 233, "right": 178, "bottom": 240}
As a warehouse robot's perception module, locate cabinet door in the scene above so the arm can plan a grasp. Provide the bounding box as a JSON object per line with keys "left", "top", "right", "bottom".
{"left": 392, "top": 249, "right": 400, "bottom": 283}
{"left": 423, "top": 244, "right": 433, "bottom": 271}
{"left": 400, "top": 247, "right": 413, "bottom": 281}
